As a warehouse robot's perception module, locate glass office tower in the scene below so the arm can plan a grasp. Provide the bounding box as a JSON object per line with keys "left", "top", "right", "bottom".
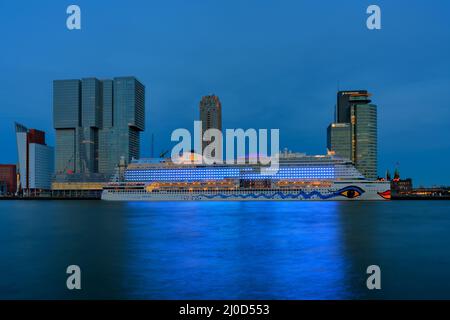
{"left": 53, "top": 80, "right": 80, "bottom": 174}
{"left": 54, "top": 77, "right": 145, "bottom": 177}
{"left": 336, "top": 90, "right": 370, "bottom": 123}
{"left": 199, "top": 95, "right": 222, "bottom": 160}
{"left": 327, "top": 123, "right": 352, "bottom": 161}
{"left": 327, "top": 91, "right": 377, "bottom": 180}
{"left": 351, "top": 103, "right": 377, "bottom": 180}
{"left": 98, "top": 77, "right": 145, "bottom": 174}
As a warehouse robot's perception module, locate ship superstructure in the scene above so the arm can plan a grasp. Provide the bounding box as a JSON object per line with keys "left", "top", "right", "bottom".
{"left": 101, "top": 152, "right": 390, "bottom": 201}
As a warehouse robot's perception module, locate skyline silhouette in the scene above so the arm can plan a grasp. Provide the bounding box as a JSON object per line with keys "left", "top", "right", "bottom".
{"left": 1, "top": 0, "right": 449, "bottom": 186}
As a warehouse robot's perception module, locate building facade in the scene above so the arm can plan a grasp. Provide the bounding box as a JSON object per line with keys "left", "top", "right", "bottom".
{"left": 199, "top": 95, "right": 222, "bottom": 160}
{"left": 0, "top": 164, "right": 17, "bottom": 195}
{"left": 336, "top": 90, "right": 369, "bottom": 123}
{"left": 391, "top": 178, "right": 413, "bottom": 195}
{"left": 15, "top": 123, "right": 54, "bottom": 192}
{"left": 53, "top": 77, "right": 145, "bottom": 177}
{"left": 327, "top": 123, "right": 352, "bottom": 160}
{"left": 350, "top": 102, "right": 377, "bottom": 180}
{"left": 327, "top": 91, "right": 378, "bottom": 180}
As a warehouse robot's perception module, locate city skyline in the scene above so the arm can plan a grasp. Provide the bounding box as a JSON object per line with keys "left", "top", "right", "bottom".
{"left": 1, "top": 1, "right": 450, "bottom": 304}
{"left": 1, "top": 1, "right": 449, "bottom": 186}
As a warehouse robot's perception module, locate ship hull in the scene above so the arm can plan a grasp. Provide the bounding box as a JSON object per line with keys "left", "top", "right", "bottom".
{"left": 101, "top": 182, "right": 390, "bottom": 201}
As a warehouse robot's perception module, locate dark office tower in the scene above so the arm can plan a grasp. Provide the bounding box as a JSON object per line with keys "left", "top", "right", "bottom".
{"left": 199, "top": 95, "right": 222, "bottom": 158}
{"left": 98, "top": 79, "right": 114, "bottom": 174}
{"left": 336, "top": 90, "right": 370, "bottom": 123}
{"left": 107, "top": 77, "right": 145, "bottom": 168}
{"left": 53, "top": 79, "right": 81, "bottom": 174}
{"left": 328, "top": 91, "right": 377, "bottom": 180}
{"left": 80, "top": 78, "right": 102, "bottom": 174}
{"left": 54, "top": 77, "right": 145, "bottom": 177}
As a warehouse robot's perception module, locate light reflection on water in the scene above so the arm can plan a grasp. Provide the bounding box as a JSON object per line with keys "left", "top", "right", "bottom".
{"left": 124, "top": 201, "right": 349, "bottom": 299}
{"left": 0, "top": 200, "right": 450, "bottom": 299}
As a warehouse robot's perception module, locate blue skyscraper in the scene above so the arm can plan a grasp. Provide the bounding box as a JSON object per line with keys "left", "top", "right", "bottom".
{"left": 53, "top": 77, "right": 145, "bottom": 177}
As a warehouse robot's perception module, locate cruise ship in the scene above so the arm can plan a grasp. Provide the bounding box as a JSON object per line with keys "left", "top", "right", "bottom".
{"left": 101, "top": 152, "right": 391, "bottom": 201}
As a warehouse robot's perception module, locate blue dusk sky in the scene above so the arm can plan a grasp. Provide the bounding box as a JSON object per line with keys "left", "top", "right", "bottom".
{"left": 0, "top": 0, "right": 449, "bottom": 186}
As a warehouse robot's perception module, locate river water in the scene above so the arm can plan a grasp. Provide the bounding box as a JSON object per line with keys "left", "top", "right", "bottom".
{"left": 0, "top": 200, "right": 449, "bottom": 299}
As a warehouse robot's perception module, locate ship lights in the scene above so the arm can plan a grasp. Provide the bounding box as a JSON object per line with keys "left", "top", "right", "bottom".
{"left": 124, "top": 166, "right": 336, "bottom": 182}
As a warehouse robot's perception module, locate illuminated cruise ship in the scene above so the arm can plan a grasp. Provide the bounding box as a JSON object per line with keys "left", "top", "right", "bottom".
{"left": 101, "top": 152, "right": 391, "bottom": 201}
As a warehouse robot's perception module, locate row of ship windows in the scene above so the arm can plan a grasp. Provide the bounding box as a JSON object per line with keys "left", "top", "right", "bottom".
{"left": 125, "top": 174, "right": 336, "bottom": 178}
{"left": 126, "top": 173, "right": 334, "bottom": 176}
{"left": 126, "top": 168, "right": 335, "bottom": 173}
{"left": 110, "top": 189, "right": 333, "bottom": 193}
{"left": 125, "top": 173, "right": 335, "bottom": 178}
{"left": 126, "top": 172, "right": 336, "bottom": 177}
{"left": 125, "top": 176, "right": 335, "bottom": 181}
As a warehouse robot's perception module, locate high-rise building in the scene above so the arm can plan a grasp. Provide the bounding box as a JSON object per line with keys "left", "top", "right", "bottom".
{"left": 15, "top": 123, "right": 54, "bottom": 192}
{"left": 0, "top": 164, "right": 17, "bottom": 195}
{"left": 327, "top": 91, "right": 377, "bottom": 180}
{"left": 53, "top": 79, "right": 81, "bottom": 174}
{"left": 327, "top": 123, "right": 351, "bottom": 160}
{"left": 53, "top": 77, "right": 145, "bottom": 177}
{"left": 199, "top": 95, "right": 222, "bottom": 159}
{"left": 350, "top": 103, "right": 377, "bottom": 180}
{"left": 336, "top": 90, "right": 370, "bottom": 123}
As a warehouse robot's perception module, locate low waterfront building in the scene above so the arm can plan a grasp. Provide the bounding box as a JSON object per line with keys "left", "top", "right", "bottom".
{"left": 51, "top": 172, "right": 108, "bottom": 198}
{"left": 392, "top": 186, "right": 450, "bottom": 199}
{"left": 0, "top": 164, "right": 17, "bottom": 195}
{"left": 391, "top": 178, "right": 413, "bottom": 195}
{"left": 0, "top": 182, "right": 6, "bottom": 195}
{"left": 51, "top": 182, "right": 104, "bottom": 199}
{"left": 411, "top": 187, "right": 450, "bottom": 197}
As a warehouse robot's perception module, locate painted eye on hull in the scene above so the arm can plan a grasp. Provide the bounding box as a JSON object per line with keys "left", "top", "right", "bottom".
{"left": 340, "top": 189, "right": 361, "bottom": 198}
{"left": 337, "top": 186, "right": 365, "bottom": 199}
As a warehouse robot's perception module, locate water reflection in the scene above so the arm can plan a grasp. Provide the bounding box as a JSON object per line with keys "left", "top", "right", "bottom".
{"left": 124, "top": 201, "right": 350, "bottom": 299}
{"left": 0, "top": 201, "right": 127, "bottom": 299}
{"left": 1, "top": 200, "right": 450, "bottom": 299}
{"left": 338, "top": 201, "right": 450, "bottom": 299}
